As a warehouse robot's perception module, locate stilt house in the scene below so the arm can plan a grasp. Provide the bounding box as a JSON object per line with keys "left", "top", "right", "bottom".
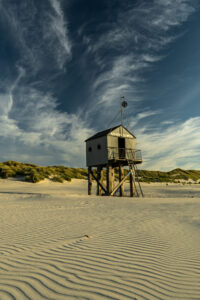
{"left": 85, "top": 125, "right": 143, "bottom": 197}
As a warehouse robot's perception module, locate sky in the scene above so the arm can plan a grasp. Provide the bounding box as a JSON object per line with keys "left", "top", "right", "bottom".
{"left": 0, "top": 0, "right": 200, "bottom": 170}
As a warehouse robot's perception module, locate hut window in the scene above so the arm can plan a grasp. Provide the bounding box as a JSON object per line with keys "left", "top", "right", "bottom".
{"left": 88, "top": 147, "right": 92, "bottom": 152}
{"left": 97, "top": 144, "right": 101, "bottom": 150}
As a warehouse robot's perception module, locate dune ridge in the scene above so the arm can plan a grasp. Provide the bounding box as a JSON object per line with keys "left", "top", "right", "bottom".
{"left": 0, "top": 179, "right": 199, "bottom": 299}
{"left": 0, "top": 161, "right": 200, "bottom": 184}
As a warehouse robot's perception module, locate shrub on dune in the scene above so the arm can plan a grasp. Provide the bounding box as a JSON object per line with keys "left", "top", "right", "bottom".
{"left": 52, "top": 176, "right": 64, "bottom": 183}
{"left": 0, "top": 161, "right": 199, "bottom": 184}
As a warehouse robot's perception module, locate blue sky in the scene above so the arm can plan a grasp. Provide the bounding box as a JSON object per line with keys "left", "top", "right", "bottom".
{"left": 0, "top": 0, "right": 200, "bottom": 170}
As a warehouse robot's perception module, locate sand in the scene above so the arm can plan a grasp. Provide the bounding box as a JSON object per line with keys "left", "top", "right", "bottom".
{"left": 0, "top": 179, "right": 200, "bottom": 299}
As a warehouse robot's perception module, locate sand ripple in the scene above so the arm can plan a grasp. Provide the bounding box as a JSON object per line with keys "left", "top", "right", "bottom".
{"left": 0, "top": 186, "right": 200, "bottom": 299}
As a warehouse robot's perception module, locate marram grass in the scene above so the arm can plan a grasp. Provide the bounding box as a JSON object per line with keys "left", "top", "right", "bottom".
{"left": 0, "top": 161, "right": 87, "bottom": 183}
{"left": 0, "top": 161, "right": 199, "bottom": 183}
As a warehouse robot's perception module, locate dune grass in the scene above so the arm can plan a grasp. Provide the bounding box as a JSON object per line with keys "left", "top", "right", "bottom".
{"left": 138, "top": 168, "right": 200, "bottom": 183}
{"left": 0, "top": 161, "right": 199, "bottom": 183}
{"left": 0, "top": 161, "right": 87, "bottom": 183}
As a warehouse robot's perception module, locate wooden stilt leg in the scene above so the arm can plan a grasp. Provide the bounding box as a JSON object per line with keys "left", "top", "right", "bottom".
{"left": 130, "top": 166, "right": 136, "bottom": 197}
{"left": 97, "top": 166, "right": 103, "bottom": 195}
{"left": 130, "top": 172, "right": 134, "bottom": 197}
{"left": 111, "top": 167, "right": 114, "bottom": 195}
{"left": 107, "top": 165, "right": 114, "bottom": 195}
{"left": 100, "top": 168, "right": 104, "bottom": 195}
{"left": 119, "top": 165, "right": 124, "bottom": 197}
{"left": 88, "top": 167, "right": 92, "bottom": 195}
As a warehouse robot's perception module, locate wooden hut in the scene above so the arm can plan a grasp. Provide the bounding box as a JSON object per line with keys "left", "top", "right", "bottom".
{"left": 85, "top": 124, "right": 143, "bottom": 197}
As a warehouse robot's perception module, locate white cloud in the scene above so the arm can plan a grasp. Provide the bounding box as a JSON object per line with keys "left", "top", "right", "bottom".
{"left": 79, "top": 0, "right": 199, "bottom": 171}
{"left": 161, "top": 120, "right": 174, "bottom": 125}
{"left": 0, "top": 89, "right": 93, "bottom": 165}
{"left": 0, "top": 1, "right": 83, "bottom": 166}
{"left": 92, "top": 55, "right": 145, "bottom": 110}
{"left": 136, "top": 110, "right": 161, "bottom": 120}
{"left": 87, "top": 0, "right": 196, "bottom": 111}
{"left": 0, "top": 0, "right": 71, "bottom": 73}
{"left": 0, "top": 0, "right": 198, "bottom": 169}
{"left": 48, "top": 0, "right": 72, "bottom": 68}
{"left": 128, "top": 110, "right": 162, "bottom": 128}
{"left": 137, "top": 117, "right": 200, "bottom": 170}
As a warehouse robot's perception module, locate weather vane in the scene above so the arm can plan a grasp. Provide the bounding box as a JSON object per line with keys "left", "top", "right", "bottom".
{"left": 120, "top": 96, "right": 128, "bottom": 126}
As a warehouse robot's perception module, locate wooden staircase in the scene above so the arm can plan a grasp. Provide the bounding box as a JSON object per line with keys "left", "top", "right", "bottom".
{"left": 128, "top": 161, "right": 144, "bottom": 197}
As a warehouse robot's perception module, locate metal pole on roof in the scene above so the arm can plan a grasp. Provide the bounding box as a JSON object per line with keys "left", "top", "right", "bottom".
{"left": 107, "top": 96, "right": 128, "bottom": 129}
{"left": 120, "top": 96, "right": 124, "bottom": 126}
{"left": 120, "top": 96, "right": 128, "bottom": 135}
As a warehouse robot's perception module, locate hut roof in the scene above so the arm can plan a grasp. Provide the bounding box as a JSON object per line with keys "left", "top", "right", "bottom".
{"left": 85, "top": 125, "right": 136, "bottom": 142}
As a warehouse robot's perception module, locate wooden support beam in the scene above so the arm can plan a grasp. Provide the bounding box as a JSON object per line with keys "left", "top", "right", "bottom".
{"left": 88, "top": 167, "right": 92, "bottom": 195}
{"left": 130, "top": 171, "right": 134, "bottom": 197}
{"left": 134, "top": 164, "right": 144, "bottom": 197}
{"left": 107, "top": 166, "right": 114, "bottom": 195}
{"left": 111, "top": 168, "right": 114, "bottom": 193}
{"left": 90, "top": 170, "right": 107, "bottom": 194}
{"left": 111, "top": 171, "right": 131, "bottom": 196}
{"left": 97, "top": 166, "right": 103, "bottom": 195}
{"left": 119, "top": 165, "right": 124, "bottom": 197}
{"left": 100, "top": 168, "right": 104, "bottom": 195}
{"left": 130, "top": 165, "right": 140, "bottom": 197}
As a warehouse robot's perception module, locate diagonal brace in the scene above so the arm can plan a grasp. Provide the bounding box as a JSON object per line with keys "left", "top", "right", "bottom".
{"left": 90, "top": 170, "right": 107, "bottom": 194}
{"left": 110, "top": 171, "right": 131, "bottom": 196}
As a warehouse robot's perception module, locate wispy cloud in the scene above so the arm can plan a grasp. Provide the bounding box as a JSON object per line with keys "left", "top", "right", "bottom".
{"left": 1, "top": 0, "right": 71, "bottom": 73}
{"left": 161, "top": 120, "right": 174, "bottom": 125}
{"left": 48, "top": 0, "right": 72, "bottom": 68}
{"left": 0, "top": 76, "right": 93, "bottom": 165}
{"left": 85, "top": 0, "right": 196, "bottom": 112}
{"left": 128, "top": 109, "right": 162, "bottom": 128}
{"left": 0, "top": 0, "right": 198, "bottom": 169}
{"left": 137, "top": 117, "right": 200, "bottom": 170}
{"left": 0, "top": 1, "right": 91, "bottom": 166}
{"left": 79, "top": 0, "right": 199, "bottom": 170}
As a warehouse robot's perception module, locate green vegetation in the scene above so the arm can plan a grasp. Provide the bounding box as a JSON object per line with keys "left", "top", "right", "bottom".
{"left": 0, "top": 161, "right": 199, "bottom": 184}
{"left": 52, "top": 176, "right": 64, "bottom": 183}
{"left": 138, "top": 168, "right": 200, "bottom": 183}
{"left": 0, "top": 161, "right": 87, "bottom": 183}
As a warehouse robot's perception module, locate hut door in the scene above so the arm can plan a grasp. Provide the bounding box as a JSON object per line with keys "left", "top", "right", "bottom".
{"left": 118, "top": 138, "right": 125, "bottom": 159}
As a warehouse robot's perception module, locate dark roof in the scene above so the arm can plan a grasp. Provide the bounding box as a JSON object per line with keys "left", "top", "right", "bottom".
{"left": 85, "top": 125, "right": 136, "bottom": 142}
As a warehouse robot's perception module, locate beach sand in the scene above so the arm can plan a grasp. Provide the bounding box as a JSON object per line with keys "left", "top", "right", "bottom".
{"left": 0, "top": 179, "right": 200, "bottom": 299}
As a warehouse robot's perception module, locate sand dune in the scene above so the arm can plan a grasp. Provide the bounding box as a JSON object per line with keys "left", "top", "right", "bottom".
{"left": 0, "top": 179, "right": 200, "bottom": 299}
